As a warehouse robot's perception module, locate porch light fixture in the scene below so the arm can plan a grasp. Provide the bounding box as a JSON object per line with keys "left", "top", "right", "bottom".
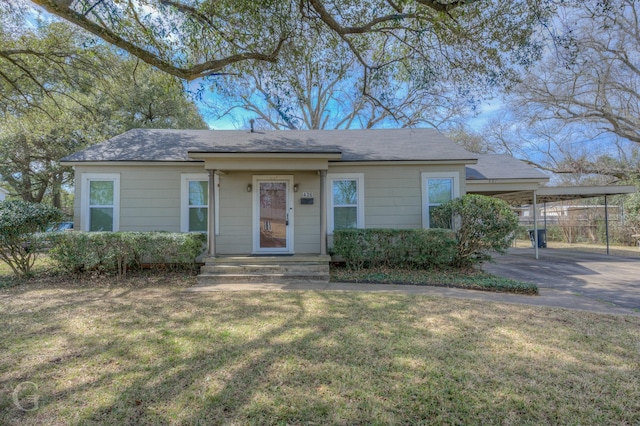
{"left": 293, "top": 184, "right": 299, "bottom": 192}
{"left": 247, "top": 184, "right": 252, "bottom": 192}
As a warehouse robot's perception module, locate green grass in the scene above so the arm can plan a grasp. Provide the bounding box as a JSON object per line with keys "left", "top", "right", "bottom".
{"left": 0, "top": 256, "right": 54, "bottom": 289}
{"left": 1, "top": 276, "right": 638, "bottom": 425}
{"left": 331, "top": 265, "right": 539, "bottom": 295}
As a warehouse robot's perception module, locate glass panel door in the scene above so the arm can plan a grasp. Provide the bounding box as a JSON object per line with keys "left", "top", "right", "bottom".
{"left": 259, "top": 182, "right": 287, "bottom": 249}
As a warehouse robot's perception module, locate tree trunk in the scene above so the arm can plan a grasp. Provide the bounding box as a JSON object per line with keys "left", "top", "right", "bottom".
{"left": 52, "top": 172, "right": 63, "bottom": 209}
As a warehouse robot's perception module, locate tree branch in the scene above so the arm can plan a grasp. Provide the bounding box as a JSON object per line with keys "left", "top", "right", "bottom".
{"left": 32, "top": 0, "right": 288, "bottom": 81}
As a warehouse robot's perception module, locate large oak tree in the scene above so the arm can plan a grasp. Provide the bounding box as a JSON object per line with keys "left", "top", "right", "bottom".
{"left": 515, "top": 0, "right": 640, "bottom": 145}
{"left": 26, "top": 0, "right": 552, "bottom": 89}
{"left": 206, "top": 24, "right": 474, "bottom": 130}
{"left": 0, "top": 19, "right": 207, "bottom": 208}
{"left": 487, "top": 0, "right": 640, "bottom": 185}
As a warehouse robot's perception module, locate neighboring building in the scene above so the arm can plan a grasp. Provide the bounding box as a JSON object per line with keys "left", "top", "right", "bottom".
{"left": 0, "top": 187, "right": 8, "bottom": 202}
{"left": 61, "top": 128, "right": 549, "bottom": 260}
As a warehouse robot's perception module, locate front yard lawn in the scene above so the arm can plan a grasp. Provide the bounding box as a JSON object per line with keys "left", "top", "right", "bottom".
{"left": 1, "top": 276, "right": 638, "bottom": 425}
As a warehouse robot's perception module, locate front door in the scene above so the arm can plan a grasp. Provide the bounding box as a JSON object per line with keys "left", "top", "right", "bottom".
{"left": 253, "top": 175, "right": 294, "bottom": 253}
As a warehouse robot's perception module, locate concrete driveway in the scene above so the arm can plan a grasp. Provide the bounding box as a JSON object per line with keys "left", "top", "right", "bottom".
{"left": 484, "top": 248, "right": 640, "bottom": 311}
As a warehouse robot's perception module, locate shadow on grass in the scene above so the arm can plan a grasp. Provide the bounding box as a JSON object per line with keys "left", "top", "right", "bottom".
{"left": 1, "top": 284, "right": 639, "bottom": 424}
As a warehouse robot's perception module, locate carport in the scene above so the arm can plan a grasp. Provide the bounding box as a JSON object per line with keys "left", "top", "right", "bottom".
{"left": 493, "top": 185, "right": 637, "bottom": 259}
{"left": 464, "top": 155, "right": 637, "bottom": 259}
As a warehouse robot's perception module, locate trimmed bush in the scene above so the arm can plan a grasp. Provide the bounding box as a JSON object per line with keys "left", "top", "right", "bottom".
{"left": 0, "top": 200, "right": 62, "bottom": 277}
{"left": 432, "top": 194, "right": 519, "bottom": 268}
{"left": 333, "top": 228, "right": 457, "bottom": 270}
{"left": 48, "top": 232, "right": 206, "bottom": 276}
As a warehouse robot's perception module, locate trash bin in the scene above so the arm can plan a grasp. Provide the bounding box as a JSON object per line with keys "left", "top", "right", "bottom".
{"left": 528, "top": 229, "right": 547, "bottom": 248}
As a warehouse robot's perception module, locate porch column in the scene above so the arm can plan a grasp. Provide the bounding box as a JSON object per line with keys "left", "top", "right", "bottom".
{"left": 604, "top": 195, "right": 610, "bottom": 255}
{"left": 319, "top": 169, "right": 327, "bottom": 255}
{"left": 533, "top": 189, "right": 538, "bottom": 260}
{"left": 208, "top": 169, "right": 217, "bottom": 257}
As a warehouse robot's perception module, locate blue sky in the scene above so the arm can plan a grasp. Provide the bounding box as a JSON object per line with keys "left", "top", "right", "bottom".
{"left": 193, "top": 79, "right": 507, "bottom": 131}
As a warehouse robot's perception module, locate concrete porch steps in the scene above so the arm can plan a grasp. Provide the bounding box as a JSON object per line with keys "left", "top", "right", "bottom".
{"left": 196, "top": 255, "right": 331, "bottom": 285}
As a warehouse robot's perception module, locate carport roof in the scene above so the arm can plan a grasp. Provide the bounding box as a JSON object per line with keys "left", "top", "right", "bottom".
{"left": 495, "top": 185, "right": 637, "bottom": 205}
{"left": 466, "top": 154, "right": 549, "bottom": 180}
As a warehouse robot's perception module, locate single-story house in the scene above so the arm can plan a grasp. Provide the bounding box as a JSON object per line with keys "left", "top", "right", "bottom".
{"left": 0, "top": 187, "right": 8, "bottom": 202}
{"left": 60, "top": 128, "right": 549, "bottom": 282}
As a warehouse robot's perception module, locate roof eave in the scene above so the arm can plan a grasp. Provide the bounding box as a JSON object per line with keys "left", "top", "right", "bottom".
{"left": 466, "top": 177, "right": 550, "bottom": 184}
{"left": 332, "top": 159, "right": 478, "bottom": 166}
{"left": 59, "top": 160, "right": 202, "bottom": 166}
{"left": 188, "top": 151, "right": 343, "bottom": 160}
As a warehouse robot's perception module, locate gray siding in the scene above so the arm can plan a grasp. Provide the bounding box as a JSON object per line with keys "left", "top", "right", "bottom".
{"left": 216, "top": 172, "right": 252, "bottom": 254}
{"left": 74, "top": 164, "right": 204, "bottom": 232}
{"left": 328, "top": 164, "right": 467, "bottom": 231}
{"left": 74, "top": 163, "right": 467, "bottom": 255}
{"left": 216, "top": 171, "right": 320, "bottom": 254}
{"left": 292, "top": 172, "right": 321, "bottom": 254}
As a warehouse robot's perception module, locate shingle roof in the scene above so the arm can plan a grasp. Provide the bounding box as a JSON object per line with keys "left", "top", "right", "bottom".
{"left": 60, "top": 129, "right": 548, "bottom": 182}
{"left": 466, "top": 154, "right": 549, "bottom": 180}
{"left": 60, "top": 128, "right": 478, "bottom": 163}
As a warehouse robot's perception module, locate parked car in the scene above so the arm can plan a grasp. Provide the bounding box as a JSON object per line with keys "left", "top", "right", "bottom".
{"left": 46, "top": 221, "right": 74, "bottom": 232}
{"left": 24, "top": 222, "right": 74, "bottom": 252}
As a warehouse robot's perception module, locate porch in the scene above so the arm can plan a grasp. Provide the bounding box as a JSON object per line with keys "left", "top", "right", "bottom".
{"left": 188, "top": 147, "right": 340, "bottom": 284}
{"left": 188, "top": 150, "right": 342, "bottom": 259}
{"left": 197, "top": 254, "right": 331, "bottom": 285}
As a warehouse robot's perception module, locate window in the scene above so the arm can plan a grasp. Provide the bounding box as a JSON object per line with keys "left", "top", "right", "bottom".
{"left": 81, "top": 173, "right": 120, "bottom": 231}
{"left": 188, "top": 180, "right": 208, "bottom": 232}
{"left": 422, "top": 172, "right": 459, "bottom": 228}
{"left": 328, "top": 173, "right": 364, "bottom": 233}
{"left": 181, "top": 173, "right": 219, "bottom": 234}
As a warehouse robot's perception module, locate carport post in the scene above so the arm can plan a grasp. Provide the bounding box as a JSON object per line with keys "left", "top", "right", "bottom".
{"left": 533, "top": 190, "right": 539, "bottom": 260}
{"left": 605, "top": 195, "right": 610, "bottom": 255}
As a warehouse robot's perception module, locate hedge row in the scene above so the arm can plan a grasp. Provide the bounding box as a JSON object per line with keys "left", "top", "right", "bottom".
{"left": 48, "top": 232, "right": 206, "bottom": 276}
{"left": 332, "top": 228, "right": 457, "bottom": 270}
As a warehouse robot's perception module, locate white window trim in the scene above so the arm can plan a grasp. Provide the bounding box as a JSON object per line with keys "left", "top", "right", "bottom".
{"left": 81, "top": 173, "right": 120, "bottom": 232}
{"left": 181, "top": 173, "right": 219, "bottom": 235}
{"left": 327, "top": 173, "right": 365, "bottom": 234}
{"left": 421, "top": 172, "right": 460, "bottom": 228}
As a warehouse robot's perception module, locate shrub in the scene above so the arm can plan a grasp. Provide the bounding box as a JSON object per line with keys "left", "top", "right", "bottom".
{"left": 0, "top": 199, "right": 62, "bottom": 277}
{"left": 333, "top": 228, "right": 457, "bottom": 270}
{"left": 49, "top": 232, "right": 206, "bottom": 276}
{"left": 544, "top": 225, "right": 565, "bottom": 243}
{"left": 432, "top": 194, "right": 519, "bottom": 268}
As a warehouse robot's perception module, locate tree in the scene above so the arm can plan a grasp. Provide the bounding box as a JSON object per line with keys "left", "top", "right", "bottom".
{"left": 492, "top": 0, "right": 640, "bottom": 183}
{"left": 25, "top": 0, "right": 551, "bottom": 91}
{"left": 445, "top": 123, "right": 496, "bottom": 154}
{"left": 0, "top": 18, "right": 207, "bottom": 208}
{"left": 0, "top": 11, "right": 101, "bottom": 114}
{"left": 466, "top": 111, "right": 640, "bottom": 186}
{"left": 0, "top": 199, "right": 62, "bottom": 277}
{"left": 515, "top": 0, "right": 640, "bottom": 144}
{"left": 207, "top": 25, "right": 473, "bottom": 129}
